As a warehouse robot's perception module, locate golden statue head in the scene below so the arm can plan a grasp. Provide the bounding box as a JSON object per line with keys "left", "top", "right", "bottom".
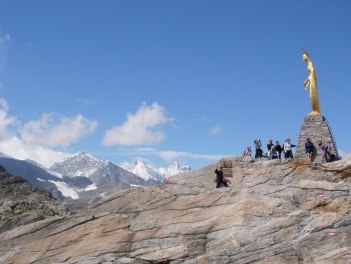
{"left": 302, "top": 48, "right": 309, "bottom": 62}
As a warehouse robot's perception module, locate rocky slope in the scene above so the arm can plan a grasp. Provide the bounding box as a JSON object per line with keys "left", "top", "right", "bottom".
{"left": 0, "top": 157, "right": 351, "bottom": 263}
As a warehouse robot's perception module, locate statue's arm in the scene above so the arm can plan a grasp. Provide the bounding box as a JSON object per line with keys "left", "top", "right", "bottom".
{"left": 303, "top": 78, "right": 310, "bottom": 89}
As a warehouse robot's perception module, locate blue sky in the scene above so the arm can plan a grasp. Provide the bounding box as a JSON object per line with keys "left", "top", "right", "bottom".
{"left": 0, "top": 0, "right": 350, "bottom": 169}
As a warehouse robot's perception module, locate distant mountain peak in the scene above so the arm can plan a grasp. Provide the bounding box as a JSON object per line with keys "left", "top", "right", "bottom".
{"left": 50, "top": 153, "right": 147, "bottom": 187}
{"left": 73, "top": 151, "right": 97, "bottom": 160}
{"left": 121, "top": 159, "right": 191, "bottom": 182}
{"left": 50, "top": 152, "right": 101, "bottom": 178}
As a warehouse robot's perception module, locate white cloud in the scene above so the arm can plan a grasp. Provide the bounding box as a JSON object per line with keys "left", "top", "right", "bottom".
{"left": 102, "top": 102, "right": 173, "bottom": 146}
{"left": 0, "top": 98, "right": 19, "bottom": 139}
{"left": 116, "top": 147, "right": 225, "bottom": 164}
{"left": 21, "top": 113, "right": 98, "bottom": 147}
{"left": 211, "top": 125, "right": 222, "bottom": 135}
{"left": 338, "top": 150, "right": 351, "bottom": 160}
{"left": 76, "top": 98, "right": 94, "bottom": 105}
{"left": 0, "top": 137, "right": 70, "bottom": 167}
{"left": 0, "top": 98, "right": 97, "bottom": 167}
{"left": 158, "top": 150, "right": 224, "bottom": 162}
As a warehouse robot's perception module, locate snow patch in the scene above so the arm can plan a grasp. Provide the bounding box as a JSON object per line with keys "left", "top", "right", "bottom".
{"left": 46, "top": 170, "right": 63, "bottom": 179}
{"left": 85, "top": 183, "right": 97, "bottom": 191}
{"left": 48, "top": 180, "right": 79, "bottom": 199}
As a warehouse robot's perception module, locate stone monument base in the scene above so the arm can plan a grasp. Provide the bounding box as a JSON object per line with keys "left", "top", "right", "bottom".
{"left": 295, "top": 114, "right": 338, "bottom": 162}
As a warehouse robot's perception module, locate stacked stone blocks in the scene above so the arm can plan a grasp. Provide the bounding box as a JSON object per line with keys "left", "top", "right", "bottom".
{"left": 295, "top": 114, "right": 338, "bottom": 162}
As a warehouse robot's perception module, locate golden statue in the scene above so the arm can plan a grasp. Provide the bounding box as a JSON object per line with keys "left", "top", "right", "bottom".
{"left": 302, "top": 49, "right": 321, "bottom": 115}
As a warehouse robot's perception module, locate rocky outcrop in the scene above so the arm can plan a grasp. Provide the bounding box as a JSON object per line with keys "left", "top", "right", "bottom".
{"left": 0, "top": 165, "right": 71, "bottom": 233}
{"left": 0, "top": 158, "right": 351, "bottom": 263}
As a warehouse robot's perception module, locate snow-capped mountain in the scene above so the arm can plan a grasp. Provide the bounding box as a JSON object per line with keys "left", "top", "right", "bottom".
{"left": 50, "top": 152, "right": 149, "bottom": 186}
{"left": 159, "top": 161, "right": 191, "bottom": 177}
{"left": 120, "top": 159, "right": 191, "bottom": 182}
{"left": 0, "top": 150, "right": 191, "bottom": 211}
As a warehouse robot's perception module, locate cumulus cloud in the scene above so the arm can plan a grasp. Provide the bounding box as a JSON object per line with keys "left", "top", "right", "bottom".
{"left": 102, "top": 102, "right": 173, "bottom": 146}
{"left": 0, "top": 136, "right": 70, "bottom": 167}
{"left": 0, "top": 98, "right": 98, "bottom": 167}
{"left": 21, "top": 113, "right": 98, "bottom": 147}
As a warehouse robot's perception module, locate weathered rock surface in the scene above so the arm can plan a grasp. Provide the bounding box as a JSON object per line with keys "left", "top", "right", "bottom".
{"left": 1, "top": 158, "right": 351, "bottom": 264}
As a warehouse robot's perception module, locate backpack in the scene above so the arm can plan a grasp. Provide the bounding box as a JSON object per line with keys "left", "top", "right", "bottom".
{"left": 329, "top": 154, "right": 336, "bottom": 162}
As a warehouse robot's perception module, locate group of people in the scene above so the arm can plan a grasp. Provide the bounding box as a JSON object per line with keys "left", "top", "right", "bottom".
{"left": 301, "top": 138, "right": 337, "bottom": 162}
{"left": 243, "top": 138, "right": 296, "bottom": 160}
{"left": 242, "top": 138, "right": 337, "bottom": 162}
{"left": 306, "top": 138, "right": 337, "bottom": 162}
{"left": 216, "top": 138, "right": 338, "bottom": 189}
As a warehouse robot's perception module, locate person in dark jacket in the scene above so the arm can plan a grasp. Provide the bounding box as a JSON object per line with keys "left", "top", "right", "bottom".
{"left": 267, "top": 139, "right": 274, "bottom": 152}
{"left": 254, "top": 138, "right": 263, "bottom": 160}
{"left": 214, "top": 167, "right": 228, "bottom": 188}
{"left": 305, "top": 138, "right": 314, "bottom": 161}
{"left": 275, "top": 141, "right": 282, "bottom": 159}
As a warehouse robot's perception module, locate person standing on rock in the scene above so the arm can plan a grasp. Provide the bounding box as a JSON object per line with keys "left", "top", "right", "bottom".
{"left": 275, "top": 141, "right": 282, "bottom": 159}
{"left": 267, "top": 139, "right": 274, "bottom": 152}
{"left": 214, "top": 166, "right": 228, "bottom": 188}
{"left": 284, "top": 138, "right": 296, "bottom": 159}
{"left": 254, "top": 139, "right": 263, "bottom": 160}
{"left": 305, "top": 138, "right": 314, "bottom": 161}
{"left": 243, "top": 146, "right": 252, "bottom": 157}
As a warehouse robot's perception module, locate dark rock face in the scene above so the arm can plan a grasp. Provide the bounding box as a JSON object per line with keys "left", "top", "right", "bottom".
{"left": 0, "top": 158, "right": 351, "bottom": 263}
{"left": 0, "top": 157, "right": 66, "bottom": 200}
{"left": 295, "top": 114, "right": 339, "bottom": 162}
{"left": 0, "top": 166, "right": 71, "bottom": 233}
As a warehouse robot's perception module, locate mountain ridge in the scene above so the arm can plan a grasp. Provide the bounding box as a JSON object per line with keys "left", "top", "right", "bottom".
{"left": 0, "top": 151, "right": 191, "bottom": 210}
{"left": 49, "top": 151, "right": 190, "bottom": 185}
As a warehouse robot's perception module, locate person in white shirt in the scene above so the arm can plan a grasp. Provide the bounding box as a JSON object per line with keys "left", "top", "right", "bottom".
{"left": 284, "top": 138, "right": 296, "bottom": 159}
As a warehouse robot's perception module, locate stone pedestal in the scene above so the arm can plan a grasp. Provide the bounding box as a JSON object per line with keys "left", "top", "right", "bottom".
{"left": 295, "top": 115, "right": 338, "bottom": 162}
